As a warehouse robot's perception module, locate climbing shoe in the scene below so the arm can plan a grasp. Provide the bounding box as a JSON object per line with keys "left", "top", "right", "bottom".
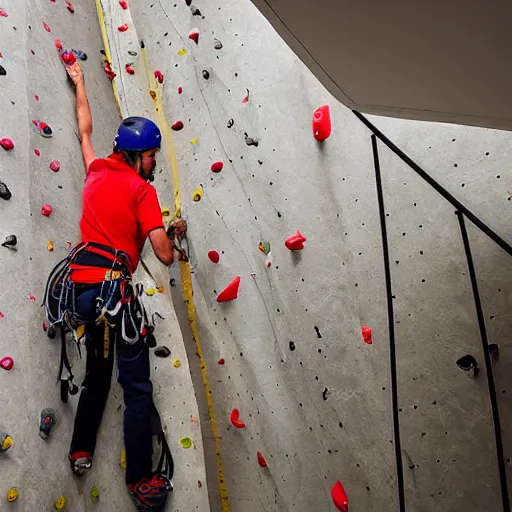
{"left": 128, "top": 474, "right": 173, "bottom": 511}
{"left": 69, "top": 452, "right": 93, "bottom": 477}
{"left": 39, "top": 408, "right": 56, "bottom": 440}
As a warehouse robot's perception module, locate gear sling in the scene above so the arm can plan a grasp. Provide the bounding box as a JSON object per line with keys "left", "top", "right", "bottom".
{"left": 43, "top": 241, "right": 173, "bottom": 488}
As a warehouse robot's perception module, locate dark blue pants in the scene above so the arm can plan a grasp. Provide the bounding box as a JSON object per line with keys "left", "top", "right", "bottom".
{"left": 69, "top": 287, "right": 153, "bottom": 485}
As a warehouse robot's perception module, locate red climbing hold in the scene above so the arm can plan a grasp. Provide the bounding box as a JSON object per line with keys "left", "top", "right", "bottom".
{"left": 41, "top": 204, "right": 53, "bottom": 217}
{"left": 242, "top": 89, "right": 250, "bottom": 103}
{"left": 361, "top": 326, "right": 372, "bottom": 345}
{"left": 0, "top": 357, "right": 14, "bottom": 371}
{"left": 55, "top": 39, "right": 63, "bottom": 52}
{"left": 0, "top": 138, "right": 14, "bottom": 151}
{"left": 49, "top": 160, "right": 60, "bottom": 172}
{"left": 65, "top": 0, "right": 75, "bottom": 13}
{"left": 119, "top": 0, "right": 128, "bottom": 9}
{"left": 35, "top": 95, "right": 40, "bottom": 102}
{"left": 34, "top": 149, "right": 41, "bottom": 156}
{"left": 103, "top": 61, "right": 116, "bottom": 80}
{"left": 0, "top": 312, "right": 4, "bottom": 318}
{"left": 313, "top": 105, "right": 331, "bottom": 142}
{"left": 217, "top": 358, "right": 225, "bottom": 365}
{"left": 125, "top": 64, "right": 135, "bottom": 75}
{"left": 211, "top": 161, "right": 223, "bottom": 173}
{"left": 118, "top": 23, "right": 129, "bottom": 32}
{"left": 257, "top": 451, "right": 268, "bottom": 468}
{"left": 154, "top": 70, "right": 164, "bottom": 84}
{"left": 177, "top": 86, "right": 183, "bottom": 94}
{"left": 0, "top": 9, "right": 8, "bottom": 17}
{"left": 230, "top": 409, "right": 246, "bottom": 429}
{"left": 216, "top": 276, "right": 240, "bottom": 302}
{"left": 171, "top": 121, "right": 184, "bottom": 131}
{"left": 208, "top": 250, "right": 220, "bottom": 264}
{"left": 43, "top": 21, "right": 51, "bottom": 32}
{"left": 331, "top": 481, "right": 349, "bottom": 512}
{"left": 285, "top": 231, "right": 306, "bottom": 250}
{"left": 188, "top": 28, "right": 199, "bottom": 44}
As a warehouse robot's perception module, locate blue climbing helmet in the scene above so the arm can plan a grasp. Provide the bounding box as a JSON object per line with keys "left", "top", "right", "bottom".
{"left": 114, "top": 116, "right": 162, "bottom": 152}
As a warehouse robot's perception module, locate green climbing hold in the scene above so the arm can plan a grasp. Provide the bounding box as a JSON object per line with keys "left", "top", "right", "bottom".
{"left": 90, "top": 487, "right": 100, "bottom": 502}
{"left": 259, "top": 241, "right": 271, "bottom": 255}
{"left": 179, "top": 436, "right": 193, "bottom": 449}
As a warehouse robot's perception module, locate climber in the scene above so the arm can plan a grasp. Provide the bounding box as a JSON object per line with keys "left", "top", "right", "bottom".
{"left": 60, "top": 60, "right": 183, "bottom": 511}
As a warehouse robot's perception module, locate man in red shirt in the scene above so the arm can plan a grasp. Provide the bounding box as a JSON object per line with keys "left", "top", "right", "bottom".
{"left": 60, "top": 60, "right": 182, "bottom": 511}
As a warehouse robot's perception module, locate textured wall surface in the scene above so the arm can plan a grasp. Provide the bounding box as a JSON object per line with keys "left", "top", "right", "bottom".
{"left": 1, "top": 0, "right": 511, "bottom": 511}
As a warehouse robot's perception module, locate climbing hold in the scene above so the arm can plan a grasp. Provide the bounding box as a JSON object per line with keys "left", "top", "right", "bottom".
{"left": 118, "top": 23, "right": 129, "bottom": 32}
{"left": 216, "top": 276, "right": 241, "bottom": 302}
{"left": 218, "top": 358, "right": 225, "bottom": 365}
{"left": 41, "top": 204, "right": 53, "bottom": 216}
{"left": 289, "top": 341, "right": 296, "bottom": 351}
{"left": 0, "top": 64, "right": 6, "bottom": 76}
{"left": 0, "top": 138, "right": 14, "bottom": 150}
{"left": 90, "top": 487, "right": 100, "bottom": 502}
{"left": 230, "top": 409, "right": 246, "bottom": 429}
{"left": 489, "top": 343, "right": 500, "bottom": 361}
{"left": 28, "top": 294, "right": 37, "bottom": 302}
{"left": 6, "top": 488, "right": 18, "bottom": 503}
{"left": 257, "top": 451, "right": 268, "bottom": 468}
{"left": 192, "top": 187, "right": 203, "bottom": 202}
{"left": 188, "top": 28, "right": 199, "bottom": 44}
{"left": 173, "top": 359, "right": 181, "bottom": 368}
{"left": 0, "top": 357, "right": 14, "bottom": 371}
{"left": 145, "top": 288, "right": 157, "bottom": 296}
{"left": 171, "top": 121, "right": 184, "bottom": 131}
{"left": 191, "top": 5, "right": 201, "bottom": 16}
{"left": 77, "top": 489, "right": 83, "bottom": 496}
{"left": 47, "top": 326, "right": 56, "bottom": 338}
{"left": 54, "top": 495, "right": 66, "bottom": 509}
{"left": 34, "top": 149, "right": 41, "bottom": 156}
{"left": 154, "top": 346, "right": 171, "bottom": 358}
{"left": 331, "top": 481, "right": 349, "bottom": 512}
{"left": 0, "top": 432, "right": 13, "bottom": 452}
{"left": 1, "top": 235, "right": 17, "bottom": 250}
{"left": 227, "top": 119, "right": 234, "bottom": 129}
{"left": 47, "top": 241, "right": 54, "bottom": 252}
{"left": 66, "top": 242, "right": 72, "bottom": 251}
{"left": 202, "top": 70, "right": 210, "bottom": 80}
{"left": 198, "top": 480, "right": 202, "bottom": 488}
{"left": 177, "top": 86, "right": 183, "bottom": 94}
{"left": 214, "top": 39, "right": 223, "bottom": 50}
{"left": 456, "top": 355, "right": 479, "bottom": 377}
{"left": 208, "top": 250, "right": 220, "bottom": 263}
{"left": 211, "top": 161, "right": 223, "bottom": 173}
{"left": 154, "top": 70, "right": 164, "bottom": 84}
{"left": 157, "top": 285, "right": 164, "bottom": 293}
{"left": 180, "top": 436, "right": 193, "bottom": 449}
{"left": 177, "top": 48, "right": 187, "bottom": 56}
{"left": 0, "top": 181, "right": 12, "bottom": 200}
{"left": 35, "top": 95, "right": 39, "bottom": 101}
{"left": 119, "top": 0, "right": 128, "bottom": 8}
{"left": 242, "top": 88, "right": 250, "bottom": 103}
{"left": 0, "top": 9, "right": 8, "bottom": 17}
{"left": 250, "top": 272, "right": 256, "bottom": 278}
{"left": 125, "top": 64, "right": 135, "bottom": 75}
{"left": 361, "top": 326, "right": 372, "bottom": 345}
{"left": 245, "top": 136, "right": 259, "bottom": 147}
{"left": 103, "top": 60, "right": 116, "bottom": 80}
{"left": 65, "top": 0, "right": 75, "bottom": 13}
{"left": 39, "top": 408, "right": 56, "bottom": 440}
{"left": 190, "top": 138, "right": 198, "bottom": 144}
{"left": 60, "top": 50, "right": 76, "bottom": 66}
{"left": 161, "top": 208, "right": 170, "bottom": 219}
{"left": 313, "top": 105, "right": 332, "bottom": 142}
{"left": 71, "top": 49, "right": 87, "bottom": 61}
{"left": 120, "top": 450, "right": 127, "bottom": 469}
{"left": 259, "top": 241, "right": 271, "bottom": 255}
{"left": 149, "top": 90, "right": 156, "bottom": 100}
{"left": 285, "top": 231, "right": 306, "bottom": 250}
{"left": 43, "top": 21, "right": 52, "bottom": 32}
{"left": 32, "top": 120, "right": 52, "bottom": 138}
{"left": 49, "top": 160, "right": 60, "bottom": 172}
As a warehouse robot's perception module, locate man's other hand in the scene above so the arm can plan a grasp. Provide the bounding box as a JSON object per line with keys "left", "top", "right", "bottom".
{"left": 66, "top": 61, "right": 84, "bottom": 85}
{"left": 167, "top": 219, "right": 187, "bottom": 239}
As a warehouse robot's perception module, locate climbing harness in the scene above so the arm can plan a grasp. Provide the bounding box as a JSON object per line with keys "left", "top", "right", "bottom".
{"left": 43, "top": 241, "right": 155, "bottom": 402}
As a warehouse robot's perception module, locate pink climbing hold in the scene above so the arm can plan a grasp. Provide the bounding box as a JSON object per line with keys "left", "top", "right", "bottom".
{"left": 28, "top": 294, "right": 37, "bottom": 302}
{"left": 55, "top": 39, "right": 63, "bottom": 52}
{"left": 331, "top": 481, "right": 349, "bottom": 512}
{"left": 43, "top": 21, "right": 51, "bottom": 32}
{"left": 177, "top": 86, "right": 183, "bottom": 94}
{"left": 208, "top": 250, "right": 220, "bottom": 264}
{"left": 216, "top": 276, "right": 240, "bottom": 302}
{"left": 0, "top": 357, "right": 14, "bottom": 371}
{"left": 41, "top": 204, "right": 53, "bottom": 217}
{"left": 49, "top": 160, "right": 60, "bottom": 172}
{"left": 65, "top": 0, "right": 75, "bottom": 13}
{"left": 257, "top": 451, "right": 268, "bottom": 468}
{"left": 188, "top": 28, "right": 199, "bottom": 44}
{"left": 285, "top": 231, "right": 306, "bottom": 250}
{"left": 0, "top": 312, "right": 4, "bottom": 319}
{"left": 0, "top": 138, "right": 14, "bottom": 151}
{"left": 313, "top": 105, "right": 332, "bottom": 142}
{"left": 361, "top": 326, "right": 373, "bottom": 345}
{"left": 230, "top": 409, "right": 246, "bottom": 429}
{"left": 171, "top": 121, "right": 184, "bottom": 131}
{"left": 35, "top": 95, "right": 40, "bottom": 101}
{"left": 119, "top": 0, "right": 128, "bottom": 9}
{"left": 0, "top": 8, "right": 8, "bottom": 17}
{"left": 242, "top": 88, "right": 250, "bottom": 103}
{"left": 34, "top": 149, "right": 41, "bottom": 156}
{"left": 125, "top": 64, "right": 135, "bottom": 75}
{"left": 118, "top": 23, "right": 129, "bottom": 32}
{"left": 211, "top": 161, "right": 223, "bottom": 173}
{"left": 154, "top": 70, "right": 164, "bottom": 84}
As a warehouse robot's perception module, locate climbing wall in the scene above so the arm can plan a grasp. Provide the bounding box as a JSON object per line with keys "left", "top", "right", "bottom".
{"left": 0, "top": 0, "right": 209, "bottom": 509}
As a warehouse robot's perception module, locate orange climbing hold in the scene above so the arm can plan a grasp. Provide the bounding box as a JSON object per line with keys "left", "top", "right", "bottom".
{"left": 118, "top": 23, "right": 129, "bottom": 32}
{"left": 188, "top": 28, "right": 199, "bottom": 44}
{"left": 331, "top": 481, "right": 349, "bottom": 512}
{"left": 154, "top": 70, "right": 164, "bottom": 84}
{"left": 361, "top": 326, "right": 372, "bottom": 344}
{"left": 230, "top": 408, "right": 246, "bottom": 429}
{"left": 43, "top": 21, "right": 51, "bottom": 32}
{"left": 0, "top": 138, "right": 14, "bottom": 150}
{"left": 41, "top": 204, "right": 53, "bottom": 217}
{"left": 0, "top": 356, "right": 14, "bottom": 371}
{"left": 119, "top": 0, "right": 128, "bottom": 8}
{"left": 216, "top": 276, "right": 240, "bottom": 302}
{"left": 171, "top": 121, "right": 184, "bottom": 131}
{"left": 208, "top": 250, "right": 220, "bottom": 263}
{"left": 285, "top": 231, "right": 306, "bottom": 250}
{"left": 313, "top": 105, "right": 332, "bottom": 141}
{"left": 257, "top": 451, "right": 268, "bottom": 468}
{"left": 211, "top": 161, "right": 223, "bottom": 173}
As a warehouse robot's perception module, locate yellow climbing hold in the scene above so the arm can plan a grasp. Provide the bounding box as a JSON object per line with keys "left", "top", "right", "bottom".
{"left": 90, "top": 487, "right": 100, "bottom": 502}
{"left": 145, "top": 288, "right": 157, "bottom": 296}
{"left": 1, "top": 435, "right": 13, "bottom": 451}
{"left": 54, "top": 495, "right": 67, "bottom": 509}
{"left": 180, "top": 436, "right": 193, "bottom": 449}
{"left": 190, "top": 138, "right": 198, "bottom": 145}
{"left": 161, "top": 207, "right": 171, "bottom": 218}
{"left": 47, "top": 240, "right": 54, "bottom": 252}
{"left": 120, "top": 449, "right": 126, "bottom": 469}
{"left": 173, "top": 359, "right": 181, "bottom": 368}
{"left": 6, "top": 488, "right": 18, "bottom": 502}
{"left": 192, "top": 187, "right": 203, "bottom": 202}
{"left": 157, "top": 285, "right": 164, "bottom": 293}
{"left": 178, "top": 48, "right": 187, "bottom": 56}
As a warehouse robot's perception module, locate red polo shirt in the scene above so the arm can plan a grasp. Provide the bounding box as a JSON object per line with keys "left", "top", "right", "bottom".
{"left": 73, "top": 153, "right": 163, "bottom": 282}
